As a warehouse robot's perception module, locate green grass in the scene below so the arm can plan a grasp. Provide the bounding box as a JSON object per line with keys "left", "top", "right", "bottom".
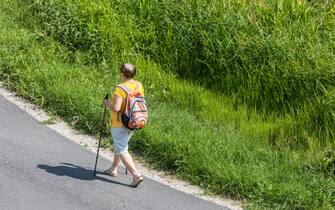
{"left": 1, "top": 0, "right": 335, "bottom": 209}
{"left": 18, "top": 0, "right": 335, "bottom": 113}
{"left": 15, "top": 0, "right": 335, "bottom": 142}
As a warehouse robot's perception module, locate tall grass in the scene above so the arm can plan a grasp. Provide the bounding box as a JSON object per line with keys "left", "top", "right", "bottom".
{"left": 16, "top": 0, "right": 335, "bottom": 142}
{"left": 18, "top": 0, "right": 335, "bottom": 110}
{"left": 1, "top": 0, "right": 335, "bottom": 209}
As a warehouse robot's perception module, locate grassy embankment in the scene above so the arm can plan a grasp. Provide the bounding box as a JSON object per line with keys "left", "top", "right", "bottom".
{"left": 1, "top": 0, "right": 334, "bottom": 209}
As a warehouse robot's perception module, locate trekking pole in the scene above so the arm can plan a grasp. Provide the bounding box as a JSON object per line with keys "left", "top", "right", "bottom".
{"left": 93, "top": 94, "right": 109, "bottom": 176}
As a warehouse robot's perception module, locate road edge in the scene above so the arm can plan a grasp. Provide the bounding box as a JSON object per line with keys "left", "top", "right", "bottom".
{"left": 0, "top": 83, "right": 243, "bottom": 210}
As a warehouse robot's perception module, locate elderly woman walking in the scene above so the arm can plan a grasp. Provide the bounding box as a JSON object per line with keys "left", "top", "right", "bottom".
{"left": 103, "top": 63, "right": 144, "bottom": 187}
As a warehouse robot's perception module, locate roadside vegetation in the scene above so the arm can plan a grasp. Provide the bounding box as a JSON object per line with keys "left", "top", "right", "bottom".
{"left": 1, "top": 0, "right": 334, "bottom": 209}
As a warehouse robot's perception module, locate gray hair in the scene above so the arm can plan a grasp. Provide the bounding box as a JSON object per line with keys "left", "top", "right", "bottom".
{"left": 121, "top": 63, "right": 136, "bottom": 78}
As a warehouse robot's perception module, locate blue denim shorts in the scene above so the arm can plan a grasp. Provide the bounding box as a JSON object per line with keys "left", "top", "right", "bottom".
{"left": 111, "top": 127, "right": 133, "bottom": 155}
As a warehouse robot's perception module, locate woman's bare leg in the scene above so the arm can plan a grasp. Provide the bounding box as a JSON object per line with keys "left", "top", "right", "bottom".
{"left": 120, "top": 152, "right": 141, "bottom": 178}
{"left": 111, "top": 155, "right": 121, "bottom": 173}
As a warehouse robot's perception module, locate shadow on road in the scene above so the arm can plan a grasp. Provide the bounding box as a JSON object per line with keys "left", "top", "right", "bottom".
{"left": 38, "top": 162, "right": 131, "bottom": 187}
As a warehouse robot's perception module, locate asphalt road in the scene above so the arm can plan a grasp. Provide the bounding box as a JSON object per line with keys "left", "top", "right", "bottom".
{"left": 0, "top": 95, "right": 228, "bottom": 210}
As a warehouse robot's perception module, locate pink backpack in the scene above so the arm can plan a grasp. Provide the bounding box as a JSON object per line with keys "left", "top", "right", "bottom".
{"left": 118, "top": 83, "right": 148, "bottom": 130}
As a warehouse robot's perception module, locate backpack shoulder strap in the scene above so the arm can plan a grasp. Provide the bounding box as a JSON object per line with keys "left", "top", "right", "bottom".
{"left": 119, "top": 82, "right": 142, "bottom": 95}
{"left": 117, "top": 84, "right": 132, "bottom": 94}
{"left": 116, "top": 84, "right": 132, "bottom": 117}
